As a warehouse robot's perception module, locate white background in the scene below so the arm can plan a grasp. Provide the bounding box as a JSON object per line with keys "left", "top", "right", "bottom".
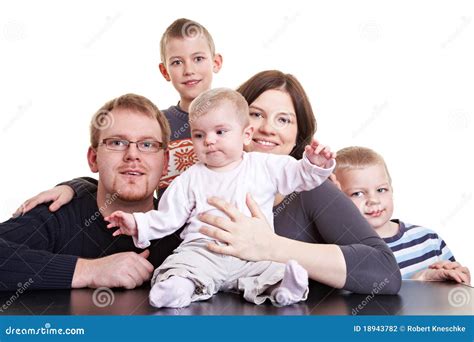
{"left": 1, "top": 0, "right": 473, "bottom": 272}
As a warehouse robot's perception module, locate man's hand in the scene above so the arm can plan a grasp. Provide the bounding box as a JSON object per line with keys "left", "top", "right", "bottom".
{"left": 72, "top": 250, "right": 154, "bottom": 289}
{"left": 304, "top": 139, "right": 336, "bottom": 168}
{"left": 105, "top": 211, "right": 138, "bottom": 237}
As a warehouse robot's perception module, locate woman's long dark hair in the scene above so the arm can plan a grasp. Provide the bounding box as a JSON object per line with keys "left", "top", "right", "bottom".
{"left": 236, "top": 70, "right": 316, "bottom": 160}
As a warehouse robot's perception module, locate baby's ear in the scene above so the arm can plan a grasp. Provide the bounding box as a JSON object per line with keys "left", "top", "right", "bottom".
{"left": 243, "top": 125, "right": 254, "bottom": 145}
{"left": 159, "top": 63, "right": 171, "bottom": 81}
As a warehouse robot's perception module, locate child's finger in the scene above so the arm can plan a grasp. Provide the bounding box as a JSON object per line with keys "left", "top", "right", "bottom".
{"left": 459, "top": 266, "right": 470, "bottom": 276}
{"left": 458, "top": 267, "right": 471, "bottom": 284}
{"left": 323, "top": 148, "right": 333, "bottom": 159}
{"left": 444, "top": 261, "right": 462, "bottom": 270}
{"left": 447, "top": 270, "right": 463, "bottom": 283}
{"left": 429, "top": 261, "right": 447, "bottom": 269}
{"left": 458, "top": 272, "right": 470, "bottom": 284}
{"left": 315, "top": 144, "right": 326, "bottom": 155}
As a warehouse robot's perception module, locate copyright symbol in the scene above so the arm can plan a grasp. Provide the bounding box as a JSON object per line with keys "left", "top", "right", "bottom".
{"left": 399, "top": 325, "right": 405, "bottom": 332}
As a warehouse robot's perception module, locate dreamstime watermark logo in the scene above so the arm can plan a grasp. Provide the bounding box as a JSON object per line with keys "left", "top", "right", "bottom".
{"left": 84, "top": 191, "right": 120, "bottom": 227}
{"left": 267, "top": 110, "right": 294, "bottom": 131}
{"left": 84, "top": 12, "right": 121, "bottom": 48}
{"left": 440, "top": 192, "right": 471, "bottom": 227}
{"left": 274, "top": 192, "right": 299, "bottom": 218}
{"left": 173, "top": 307, "right": 185, "bottom": 315}
{"left": 0, "top": 278, "right": 34, "bottom": 313}
{"left": 351, "top": 278, "right": 389, "bottom": 315}
{"left": 441, "top": 16, "right": 471, "bottom": 49}
{"left": 91, "top": 110, "right": 115, "bottom": 131}
{"left": 174, "top": 100, "right": 212, "bottom": 140}
{"left": 359, "top": 20, "right": 381, "bottom": 42}
{"left": 448, "top": 287, "right": 471, "bottom": 308}
{"left": 92, "top": 287, "right": 115, "bottom": 307}
{"left": 3, "top": 21, "right": 26, "bottom": 42}
{"left": 263, "top": 12, "right": 301, "bottom": 49}
{"left": 3, "top": 100, "right": 32, "bottom": 133}
{"left": 352, "top": 101, "right": 388, "bottom": 138}
{"left": 181, "top": 20, "right": 204, "bottom": 40}
{"left": 447, "top": 110, "right": 471, "bottom": 131}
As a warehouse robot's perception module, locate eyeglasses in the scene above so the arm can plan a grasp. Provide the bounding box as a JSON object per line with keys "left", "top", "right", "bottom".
{"left": 99, "top": 138, "right": 165, "bottom": 153}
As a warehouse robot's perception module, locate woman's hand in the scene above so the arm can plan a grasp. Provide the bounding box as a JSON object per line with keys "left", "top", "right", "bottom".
{"left": 13, "top": 185, "right": 75, "bottom": 217}
{"left": 198, "top": 193, "right": 276, "bottom": 262}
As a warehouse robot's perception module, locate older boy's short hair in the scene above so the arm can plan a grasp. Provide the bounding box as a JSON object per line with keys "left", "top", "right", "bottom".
{"left": 189, "top": 88, "right": 250, "bottom": 128}
{"left": 335, "top": 146, "right": 392, "bottom": 183}
{"left": 160, "top": 18, "right": 216, "bottom": 63}
{"left": 90, "top": 93, "right": 170, "bottom": 149}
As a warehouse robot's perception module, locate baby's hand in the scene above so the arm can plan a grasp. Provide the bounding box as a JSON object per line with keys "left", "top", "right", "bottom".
{"left": 304, "top": 139, "right": 336, "bottom": 168}
{"left": 105, "top": 211, "right": 138, "bottom": 237}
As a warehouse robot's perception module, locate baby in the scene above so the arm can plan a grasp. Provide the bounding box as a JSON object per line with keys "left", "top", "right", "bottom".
{"left": 106, "top": 88, "right": 336, "bottom": 308}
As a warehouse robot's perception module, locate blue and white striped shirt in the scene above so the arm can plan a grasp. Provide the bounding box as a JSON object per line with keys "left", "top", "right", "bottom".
{"left": 383, "top": 220, "right": 455, "bottom": 279}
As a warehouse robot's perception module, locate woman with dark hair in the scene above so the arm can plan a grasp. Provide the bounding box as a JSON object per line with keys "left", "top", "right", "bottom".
{"left": 237, "top": 70, "right": 316, "bottom": 160}
{"left": 15, "top": 70, "right": 401, "bottom": 294}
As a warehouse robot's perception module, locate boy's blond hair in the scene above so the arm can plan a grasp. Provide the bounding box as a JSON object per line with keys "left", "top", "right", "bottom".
{"left": 90, "top": 93, "right": 170, "bottom": 150}
{"left": 160, "top": 18, "right": 216, "bottom": 63}
{"left": 189, "top": 88, "right": 250, "bottom": 128}
{"left": 335, "top": 146, "right": 392, "bottom": 184}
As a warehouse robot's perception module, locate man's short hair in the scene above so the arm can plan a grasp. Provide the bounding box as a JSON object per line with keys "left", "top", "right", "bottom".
{"left": 335, "top": 146, "right": 392, "bottom": 184}
{"left": 160, "top": 18, "right": 216, "bottom": 63}
{"left": 189, "top": 88, "right": 249, "bottom": 128}
{"left": 90, "top": 93, "right": 170, "bottom": 149}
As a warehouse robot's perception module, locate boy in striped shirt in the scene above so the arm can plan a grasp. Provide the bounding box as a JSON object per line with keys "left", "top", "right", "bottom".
{"left": 332, "top": 146, "right": 470, "bottom": 284}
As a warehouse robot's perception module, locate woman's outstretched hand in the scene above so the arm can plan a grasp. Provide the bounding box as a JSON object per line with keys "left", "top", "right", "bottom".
{"left": 198, "top": 193, "right": 276, "bottom": 262}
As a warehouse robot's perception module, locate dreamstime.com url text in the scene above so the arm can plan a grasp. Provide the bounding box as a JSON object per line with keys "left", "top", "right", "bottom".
{"left": 4, "top": 323, "right": 85, "bottom": 336}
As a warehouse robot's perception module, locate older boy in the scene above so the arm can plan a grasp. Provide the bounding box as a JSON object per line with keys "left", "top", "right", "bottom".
{"left": 158, "top": 18, "right": 223, "bottom": 189}
{"left": 13, "top": 18, "right": 221, "bottom": 214}
{"left": 106, "top": 88, "right": 336, "bottom": 308}
{"left": 333, "top": 146, "right": 470, "bottom": 284}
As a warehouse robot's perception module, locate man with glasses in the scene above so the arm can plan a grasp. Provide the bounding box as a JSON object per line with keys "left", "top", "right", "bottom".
{"left": 0, "top": 94, "right": 181, "bottom": 290}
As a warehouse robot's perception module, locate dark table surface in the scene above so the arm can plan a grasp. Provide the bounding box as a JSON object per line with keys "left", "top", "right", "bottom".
{"left": 1, "top": 281, "right": 472, "bottom": 316}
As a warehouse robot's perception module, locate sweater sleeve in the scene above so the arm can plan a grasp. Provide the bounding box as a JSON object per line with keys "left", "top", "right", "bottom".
{"left": 300, "top": 181, "right": 401, "bottom": 294}
{"left": 264, "top": 153, "right": 335, "bottom": 196}
{"left": 57, "top": 177, "right": 98, "bottom": 197}
{"left": 0, "top": 207, "right": 78, "bottom": 290}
